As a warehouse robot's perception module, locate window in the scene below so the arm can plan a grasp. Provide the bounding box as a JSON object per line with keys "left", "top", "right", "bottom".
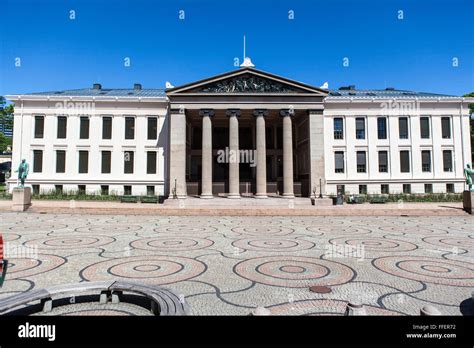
{"left": 399, "top": 117, "right": 409, "bottom": 139}
{"left": 443, "top": 150, "right": 453, "bottom": 172}
{"left": 55, "top": 185, "right": 63, "bottom": 194}
{"left": 78, "top": 150, "right": 89, "bottom": 173}
{"left": 147, "top": 151, "right": 157, "bottom": 174}
{"left": 441, "top": 117, "right": 451, "bottom": 139}
{"left": 124, "top": 185, "right": 132, "bottom": 195}
{"left": 333, "top": 118, "right": 343, "bottom": 139}
{"left": 446, "top": 183, "right": 454, "bottom": 193}
{"left": 377, "top": 117, "right": 387, "bottom": 139}
{"left": 101, "top": 151, "right": 111, "bottom": 174}
{"left": 32, "top": 185, "right": 40, "bottom": 195}
{"left": 356, "top": 151, "right": 366, "bottom": 173}
{"left": 148, "top": 117, "right": 158, "bottom": 140}
{"left": 381, "top": 184, "right": 389, "bottom": 194}
{"left": 400, "top": 150, "right": 410, "bottom": 173}
{"left": 334, "top": 151, "right": 344, "bottom": 173}
{"left": 124, "top": 151, "right": 134, "bottom": 174}
{"left": 355, "top": 117, "right": 365, "bottom": 139}
{"left": 421, "top": 150, "right": 431, "bottom": 172}
{"left": 80, "top": 116, "right": 89, "bottom": 139}
{"left": 336, "top": 185, "right": 345, "bottom": 195}
{"left": 147, "top": 186, "right": 155, "bottom": 196}
{"left": 403, "top": 184, "right": 411, "bottom": 194}
{"left": 34, "top": 116, "right": 44, "bottom": 138}
{"left": 125, "top": 117, "right": 135, "bottom": 139}
{"left": 102, "top": 116, "right": 112, "bottom": 139}
{"left": 378, "top": 151, "right": 388, "bottom": 173}
{"left": 56, "top": 150, "right": 66, "bottom": 173}
{"left": 33, "top": 150, "right": 43, "bottom": 172}
{"left": 57, "top": 116, "right": 67, "bottom": 139}
{"left": 101, "top": 185, "right": 109, "bottom": 195}
{"left": 78, "top": 185, "right": 86, "bottom": 194}
{"left": 420, "top": 117, "right": 430, "bottom": 139}
{"left": 359, "top": 185, "right": 367, "bottom": 195}
{"left": 425, "top": 184, "right": 433, "bottom": 193}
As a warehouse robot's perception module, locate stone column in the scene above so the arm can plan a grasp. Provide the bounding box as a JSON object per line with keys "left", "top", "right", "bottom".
{"left": 200, "top": 109, "right": 214, "bottom": 198}
{"left": 227, "top": 109, "right": 241, "bottom": 198}
{"left": 168, "top": 108, "right": 187, "bottom": 199}
{"left": 280, "top": 109, "right": 294, "bottom": 198}
{"left": 308, "top": 109, "right": 326, "bottom": 196}
{"left": 253, "top": 109, "right": 268, "bottom": 198}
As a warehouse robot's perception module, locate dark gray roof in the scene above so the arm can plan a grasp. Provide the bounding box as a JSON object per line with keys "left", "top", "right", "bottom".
{"left": 26, "top": 88, "right": 167, "bottom": 98}
{"left": 327, "top": 88, "right": 456, "bottom": 98}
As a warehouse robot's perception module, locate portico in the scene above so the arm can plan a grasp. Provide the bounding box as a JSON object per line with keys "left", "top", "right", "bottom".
{"left": 166, "top": 67, "right": 327, "bottom": 199}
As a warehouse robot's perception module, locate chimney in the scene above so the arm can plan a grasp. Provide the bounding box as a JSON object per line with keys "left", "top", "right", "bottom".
{"left": 134, "top": 83, "right": 142, "bottom": 91}
{"left": 93, "top": 83, "right": 102, "bottom": 90}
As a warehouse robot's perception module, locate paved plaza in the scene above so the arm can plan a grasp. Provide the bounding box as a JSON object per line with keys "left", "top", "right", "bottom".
{"left": 0, "top": 212, "right": 473, "bottom": 315}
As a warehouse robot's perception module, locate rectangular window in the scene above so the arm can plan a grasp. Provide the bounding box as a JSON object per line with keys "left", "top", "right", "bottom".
{"left": 148, "top": 117, "right": 158, "bottom": 140}
{"left": 56, "top": 150, "right": 66, "bottom": 173}
{"left": 377, "top": 117, "right": 387, "bottom": 139}
{"left": 424, "top": 184, "right": 433, "bottom": 194}
{"left": 57, "top": 116, "right": 67, "bottom": 139}
{"left": 403, "top": 184, "right": 411, "bottom": 194}
{"left": 80, "top": 116, "right": 89, "bottom": 139}
{"left": 102, "top": 116, "right": 112, "bottom": 140}
{"left": 125, "top": 117, "right": 135, "bottom": 139}
{"left": 124, "top": 151, "right": 134, "bottom": 174}
{"left": 78, "top": 150, "right": 89, "bottom": 173}
{"left": 101, "top": 185, "right": 109, "bottom": 195}
{"left": 446, "top": 183, "right": 454, "bottom": 193}
{"left": 381, "top": 184, "right": 389, "bottom": 194}
{"left": 34, "top": 116, "right": 44, "bottom": 138}
{"left": 378, "top": 151, "right": 388, "bottom": 173}
{"left": 101, "top": 151, "right": 111, "bottom": 174}
{"left": 32, "top": 185, "right": 40, "bottom": 195}
{"left": 334, "top": 151, "right": 344, "bottom": 173}
{"left": 147, "top": 186, "right": 155, "bottom": 196}
{"left": 78, "top": 185, "right": 86, "bottom": 194}
{"left": 443, "top": 150, "right": 453, "bottom": 172}
{"left": 441, "top": 117, "right": 451, "bottom": 139}
{"left": 399, "top": 117, "right": 409, "bottom": 139}
{"left": 400, "top": 150, "right": 410, "bottom": 173}
{"left": 355, "top": 117, "right": 365, "bottom": 139}
{"left": 420, "top": 117, "right": 430, "bottom": 139}
{"left": 55, "top": 185, "right": 63, "bottom": 194}
{"left": 124, "top": 185, "right": 132, "bottom": 195}
{"left": 421, "top": 150, "right": 431, "bottom": 172}
{"left": 147, "top": 151, "right": 157, "bottom": 174}
{"left": 356, "top": 151, "right": 366, "bottom": 173}
{"left": 333, "top": 118, "right": 343, "bottom": 139}
{"left": 33, "top": 150, "right": 43, "bottom": 172}
{"left": 359, "top": 185, "right": 367, "bottom": 195}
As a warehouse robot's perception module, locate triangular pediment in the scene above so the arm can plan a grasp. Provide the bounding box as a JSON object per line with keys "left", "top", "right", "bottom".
{"left": 167, "top": 68, "right": 328, "bottom": 95}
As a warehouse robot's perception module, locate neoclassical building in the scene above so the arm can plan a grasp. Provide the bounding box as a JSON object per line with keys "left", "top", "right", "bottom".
{"left": 7, "top": 66, "right": 473, "bottom": 198}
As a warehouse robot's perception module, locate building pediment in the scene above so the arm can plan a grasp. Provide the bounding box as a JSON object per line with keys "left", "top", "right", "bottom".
{"left": 167, "top": 68, "right": 328, "bottom": 96}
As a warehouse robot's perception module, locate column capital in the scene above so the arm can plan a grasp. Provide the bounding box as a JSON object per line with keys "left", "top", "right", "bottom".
{"left": 199, "top": 109, "right": 215, "bottom": 117}
{"left": 226, "top": 109, "right": 241, "bottom": 117}
{"left": 253, "top": 109, "right": 269, "bottom": 117}
{"left": 279, "top": 109, "right": 295, "bottom": 117}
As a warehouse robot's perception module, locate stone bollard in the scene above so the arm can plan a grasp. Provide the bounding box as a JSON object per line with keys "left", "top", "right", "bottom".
{"left": 12, "top": 187, "right": 32, "bottom": 212}
{"left": 420, "top": 305, "right": 441, "bottom": 316}
{"left": 344, "top": 301, "right": 367, "bottom": 316}
{"left": 249, "top": 306, "right": 271, "bottom": 316}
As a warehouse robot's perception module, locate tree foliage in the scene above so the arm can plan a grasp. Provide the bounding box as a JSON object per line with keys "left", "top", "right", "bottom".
{"left": 0, "top": 97, "right": 13, "bottom": 153}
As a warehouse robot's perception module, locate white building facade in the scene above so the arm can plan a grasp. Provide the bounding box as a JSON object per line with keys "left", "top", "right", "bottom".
{"left": 7, "top": 68, "right": 473, "bottom": 197}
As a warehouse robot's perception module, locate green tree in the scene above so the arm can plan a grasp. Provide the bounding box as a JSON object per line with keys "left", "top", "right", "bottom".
{"left": 0, "top": 97, "right": 13, "bottom": 153}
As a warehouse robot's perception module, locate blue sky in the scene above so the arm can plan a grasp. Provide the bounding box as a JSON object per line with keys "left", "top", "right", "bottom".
{"left": 0, "top": 0, "right": 473, "bottom": 97}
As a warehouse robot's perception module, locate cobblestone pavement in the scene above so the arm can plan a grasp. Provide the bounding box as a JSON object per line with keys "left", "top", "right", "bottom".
{"left": 0, "top": 212, "right": 473, "bottom": 315}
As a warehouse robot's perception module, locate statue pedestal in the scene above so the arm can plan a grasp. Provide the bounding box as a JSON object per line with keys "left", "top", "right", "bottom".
{"left": 12, "top": 187, "right": 32, "bottom": 212}
{"left": 463, "top": 191, "right": 474, "bottom": 214}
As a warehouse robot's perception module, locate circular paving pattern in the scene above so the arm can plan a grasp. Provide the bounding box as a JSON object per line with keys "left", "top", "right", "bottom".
{"left": 234, "top": 256, "right": 354, "bottom": 288}
{"left": 2, "top": 233, "right": 21, "bottom": 242}
{"left": 422, "top": 236, "right": 474, "bottom": 251}
{"left": 153, "top": 225, "right": 217, "bottom": 234}
{"left": 378, "top": 226, "right": 443, "bottom": 235}
{"left": 130, "top": 237, "right": 214, "bottom": 252}
{"left": 307, "top": 226, "right": 372, "bottom": 235}
{"left": 75, "top": 224, "right": 142, "bottom": 233}
{"left": 373, "top": 256, "right": 474, "bottom": 287}
{"left": 9, "top": 223, "right": 68, "bottom": 232}
{"left": 231, "top": 226, "right": 294, "bottom": 236}
{"left": 23, "top": 235, "right": 115, "bottom": 250}
{"left": 81, "top": 255, "right": 206, "bottom": 285}
{"left": 6, "top": 254, "right": 67, "bottom": 279}
{"left": 329, "top": 237, "right": 417, "bottom": 252}
{"left": 232, "top": 238, "right": 314, "bottom": 252}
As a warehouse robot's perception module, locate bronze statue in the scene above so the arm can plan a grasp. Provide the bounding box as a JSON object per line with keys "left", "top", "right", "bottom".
{"left": 465, "top": 164, "right": 474, "bottom": 192}
{"left": 15, "top": 159, "right": 29, "bottom": 188}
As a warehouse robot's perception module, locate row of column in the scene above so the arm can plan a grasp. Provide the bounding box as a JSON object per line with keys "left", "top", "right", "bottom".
{"left": 199, "top": 108, "right": 294, "bottom": 199}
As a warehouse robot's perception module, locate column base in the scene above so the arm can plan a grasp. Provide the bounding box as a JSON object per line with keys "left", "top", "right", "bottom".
{"left": 200, "top": 194, "right": 214, "bottom": 199}
{"left": 282, "top": 193, "right": 295, "bottom": 199}
{"left": 254, "top": 194, "right": 268, "bottom": 199}
{"left": 227, "top": 194, "right": 241, "bottom": 199}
